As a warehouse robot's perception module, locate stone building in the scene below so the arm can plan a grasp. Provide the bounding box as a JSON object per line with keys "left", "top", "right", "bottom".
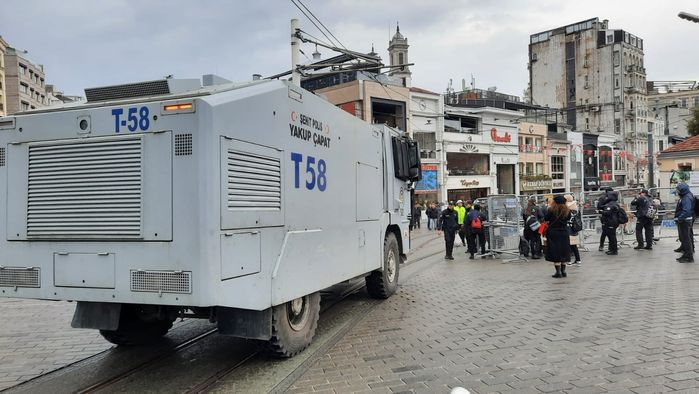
{"left": 3, "top": 47, "right": 47, "bottom": 114}
{"left": 529, "top": 17, "right": 657, "bottom": 188}
{"left": 0, "top": 36, "right": 8, "bottom": 117}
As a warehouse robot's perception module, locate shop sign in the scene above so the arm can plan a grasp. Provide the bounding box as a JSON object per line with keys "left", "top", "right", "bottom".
{"left": 490, "top": 127, "right": 511, "bottom": 143}
{"left": 460, "top": 179, "right": 480, "bottom": 187}
{"left": 520, "top": 179, "right": 553, "bottom": 191}
{"left": 552, "top": 179, "right": 565, "bottom": 189}
{"left": 421, "top": 164, "right": 438, "bottom": 171}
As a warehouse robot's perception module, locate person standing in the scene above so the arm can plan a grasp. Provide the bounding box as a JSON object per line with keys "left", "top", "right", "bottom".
{"left": 631, "top": 189, "right": 654, "bottom": 250}
{"left": 412, "top": 203, "right": 423, "bottom": 230}
{"left": 597, "top": 187, "right": 613, "bottom": 251}
{"left": 600, "top": 190, "right": 621, "bottom": 255}
{"left": 438, "top": 202, "right": 458, "bottom": 260}
{"left": 524, "top": 206, "right": 543, "bottom": 259}
{"left": 674, "top": 183, "right": 695, "bottom": 263}
{"left": 565, "top": 194, "right": 583, "bottom": 265}
{"left": 544, "top": 196, "right": 572, "bottom": 278}
{"left": 454, "top": 200, "right": 467, "bottom": 247}
{"left": 426, "top": 203, "right": 439, "bottom": 231}
{"left": 465, "top": 204, "right": 486, "bottom": 259}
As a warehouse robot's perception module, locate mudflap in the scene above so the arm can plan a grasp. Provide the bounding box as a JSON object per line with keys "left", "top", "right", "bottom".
{"left": 217, "top": 306, "right": 272, "bottom": 340}
{"left": 71, "top": 301, "right": 122, "bottom": 330}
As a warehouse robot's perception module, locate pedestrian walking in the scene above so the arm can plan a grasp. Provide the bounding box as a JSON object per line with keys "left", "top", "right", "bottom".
{"left": 466, "top": 204, "right": 487, "bottom": 259}
{"left": 412, "top": 203, "right": 422, "bottom": 230}
{"left": 631, "top": 189, "right": 654, "bottom": 250}
{"left": 438, "top": 202, "right": 458, "bottom": 260}
{"left": 524, "top": 206, "right": 543, "bottom": 259}
{"left": 426, "top": 203, "right": 439, "bottom": 231}
{"left": 674, "top": 183, "right": 695, "bottom": 263}
{"left": 565, "top": 194, "right": 583, "bottom": 265}
{"left": 599, "top": 190, "right": 621, "bottom": 255}
{"left": 454, "top": 200, "right": 467, "bottom": 247}
{"left": 597, "top": 187, "right": 614, "bottom": 251}
{"left": 544, "top": 196, "right": 572, "bottom": 278}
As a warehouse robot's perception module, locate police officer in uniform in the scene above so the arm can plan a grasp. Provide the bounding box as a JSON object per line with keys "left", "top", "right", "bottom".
{"left": 438, "top": 202, "right": 458, "bottom": 260}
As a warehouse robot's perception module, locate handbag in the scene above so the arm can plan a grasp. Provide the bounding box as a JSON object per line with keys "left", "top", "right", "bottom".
{"left": 538, "top": 221, "right": 548, "bottom": 236}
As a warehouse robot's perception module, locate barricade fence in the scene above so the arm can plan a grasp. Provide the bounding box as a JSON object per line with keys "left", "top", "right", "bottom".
{"left": 464, "top": 187, "right": 693, "bottom": 260}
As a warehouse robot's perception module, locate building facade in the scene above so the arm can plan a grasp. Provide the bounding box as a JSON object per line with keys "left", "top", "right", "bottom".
{"left": 443, "top": 106, "right": 520, "bottom": 202}
{"left": 529, "top": 17, "right": 654, "bottom": 188}
{"left": 658, "top": 134, "right": 699, "bottom": 189}
{"left": 4, "top": 47, "right": 47, "bottom": 114}
{"left": 518, "top": 122, "right": 552, "bottom": 194}
{"left": 388, "top": 25, "right": 411, "bottom": 88}
{"left": 0, "top": 36, "right": 8, "bottom": 117}
{"left": 410, "top": 87, "right": 444, "bottom": 203}
{"left": 647, "top": 81, "right": 697, "bottom": 138}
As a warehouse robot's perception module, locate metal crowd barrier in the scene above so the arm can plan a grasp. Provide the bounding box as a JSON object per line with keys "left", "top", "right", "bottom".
{"left": 477, "top": 194, "right": 525, "bottom": 262}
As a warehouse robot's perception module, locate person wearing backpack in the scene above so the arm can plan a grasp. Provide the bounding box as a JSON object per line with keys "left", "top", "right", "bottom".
{"left": 565, "top": 194, "right": 583, "bottom": 265}
{"left": 674, "top": 183, "right": 695, "bottom": 263}
{"left": 600, "top": 190, "right": 621, "bottom": 255}
{"left": 524, "top": 206, "right": 543, "bottom": 259}
{"left": 466, "top": 204, "right": 486, "bottom": 259}
{"left": 630, "top": 189, "right": 654, "bottom": 250}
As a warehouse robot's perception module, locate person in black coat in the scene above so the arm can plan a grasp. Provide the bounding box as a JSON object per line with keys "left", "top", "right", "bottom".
{"left": 630, "top": 189, "right": 654, "bottom": 250}
{"left": 599, "top": 191, "right": 621, "bottom": 255}
{"left": 674, "top": 183, "right": 695, "bottom": 263}
{"left": 438, "top": 202, "right": 459, "bottom": 260}
{"left": 596, "top": 187, "right": 614, "bottom": 251}
{"left": 524, "top": 206, "right": 543, "bottom": 259}
{"left": 545, "top": 195, "right": 572, "bottom": 278}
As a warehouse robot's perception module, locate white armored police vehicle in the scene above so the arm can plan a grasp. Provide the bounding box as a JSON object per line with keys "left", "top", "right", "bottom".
{"left": 0, "top": 75, "right": 421, "bottom": 356}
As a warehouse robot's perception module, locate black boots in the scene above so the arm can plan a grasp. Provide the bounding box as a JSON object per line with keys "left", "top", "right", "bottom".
{"left": 561, "top": 264, "right": 567, "bottom": 277}
{"left": 469, "top": 253, "right": 474, "bottom": 259}
{"left": 552, "top": 265, "right": 562, "bottom": 278}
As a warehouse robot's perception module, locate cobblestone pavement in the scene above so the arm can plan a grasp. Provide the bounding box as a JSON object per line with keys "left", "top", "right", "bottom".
{"left": 0, "top": 299, "right": 112, "bottom": 390}
{"left": 289, "top": 232, "right": 699, "bottom": 394}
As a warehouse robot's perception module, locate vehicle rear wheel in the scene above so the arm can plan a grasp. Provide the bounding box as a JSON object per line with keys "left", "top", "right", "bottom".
{"left": 99, "top": 306, "right": 173, "bottom": 346}
{"left": 262, "top": 292, "right": 320, "bottom": 358}
{"left": 366, "top": 232, "right": 399, "bottom": 299}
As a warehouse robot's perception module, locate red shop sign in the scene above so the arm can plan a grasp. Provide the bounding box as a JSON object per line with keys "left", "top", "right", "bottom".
{"left": 490, "top": 128, "right": 511, "bottom": 143}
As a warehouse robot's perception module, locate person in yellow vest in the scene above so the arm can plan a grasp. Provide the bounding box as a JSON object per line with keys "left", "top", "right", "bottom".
{"left": 454, "top": 200, "right": 467, "bottom": 247}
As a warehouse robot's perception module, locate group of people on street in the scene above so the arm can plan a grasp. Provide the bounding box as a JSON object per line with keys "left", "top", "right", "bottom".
{"left": 438, "top": 200, "right": 487, "bottom": 260}
{"left": 424, "top": 182, "right": 698, "bottom": 274}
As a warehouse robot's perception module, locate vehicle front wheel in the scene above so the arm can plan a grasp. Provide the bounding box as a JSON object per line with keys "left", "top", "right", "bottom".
{"left": 366, "top": 232, "right": 400, "bottom": 299}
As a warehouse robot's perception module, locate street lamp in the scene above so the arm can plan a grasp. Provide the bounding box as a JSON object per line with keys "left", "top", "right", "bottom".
{"left": 679, "top": 11, "right": 699, "bottom": 23}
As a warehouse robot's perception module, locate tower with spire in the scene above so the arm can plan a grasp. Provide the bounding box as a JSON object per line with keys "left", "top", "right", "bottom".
{"left": 388, "top": 23, "right": 411, "bottom": 87}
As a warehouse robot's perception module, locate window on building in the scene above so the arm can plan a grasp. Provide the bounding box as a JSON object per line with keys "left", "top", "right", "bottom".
{"left": 444, "top": 115, "right": 479, "bottom": 134}
{"left": 551, "top": 156, "right": 565, "bottom": 179}
{"left": 413, "top": 132, "right": 436, "bottom": 159}
{"left": 446, "top": 153, "right": 489, "bottom": 176}
{"left": 40, "top": 78, "right": 44, "bottom": 87}
{"left": 659, "top": 141, "right": 664, "bottom": 151}
{"left": 679, "top": 164, "right": 692, "bottom": 172}
{"left": 613, "top": 51, "right": 620, "bottom": 67}
{"left": 20, "top": 101, "right": 29, "bottom": 111}
{"left": 20, "top": 83, "right": 28, "bottom": 93}
{"left": 18, "top": 64, "right": 26, "bottom": 75}
{"left": 371, "top": 98, "right": 406, "bottom": 131}
{"left": 615, "top": 118, "right": 621, "bottom": 134}
{"left": 693, "top": 97, "right": 699, "bottom": 108}
{"left": 607, "top": 34, "right": 614, "bottom": 44}
{"left": 682, "top": 98, "right": 688, "bottom": 108}
{"left": 536, "top": 163, "right": 544, "bottom": 175}
{"left": 525, "top": 162, "right": 534, "bottom": 175}
{"left": 614, "top": 151, "right": 627, "bottom": 172}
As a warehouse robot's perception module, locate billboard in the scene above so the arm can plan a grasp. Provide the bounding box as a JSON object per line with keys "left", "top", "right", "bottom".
{"left": 415, "top": 164, "right": 438, "bottom": 194}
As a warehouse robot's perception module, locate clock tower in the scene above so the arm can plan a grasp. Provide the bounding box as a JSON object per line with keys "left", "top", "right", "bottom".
{"left": 388, "top": 23, "right": 411, "bottom": 87}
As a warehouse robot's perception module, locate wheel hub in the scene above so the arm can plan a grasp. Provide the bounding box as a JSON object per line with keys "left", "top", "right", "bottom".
{"left": 288, "top": 296, "right": 309, "bottom": 331}
{"left": 386, "top": 250, "right": 396, "bottom": 282}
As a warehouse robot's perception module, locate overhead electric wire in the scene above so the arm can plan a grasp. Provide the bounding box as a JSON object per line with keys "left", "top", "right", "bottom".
{"left": 293, "top": 0, "right": 348, "bottom": 50}
{"left": 290, "top": 0, "right": 338, "bottom": 48}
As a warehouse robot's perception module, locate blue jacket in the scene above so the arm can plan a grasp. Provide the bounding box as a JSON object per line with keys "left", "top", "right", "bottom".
{"left": 675, "top": 183, "right": 694, "bottom": 221}
{"left": 466, "top": 210, "right": 485, "bottom": 230}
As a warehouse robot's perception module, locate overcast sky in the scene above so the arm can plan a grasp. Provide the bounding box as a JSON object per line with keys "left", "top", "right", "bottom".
{"left": 2, "top": 0, "right": 697, "bottom": 97}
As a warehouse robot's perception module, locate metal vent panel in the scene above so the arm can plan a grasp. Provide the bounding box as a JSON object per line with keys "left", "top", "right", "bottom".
{"left": 0, "top": 147, "right": 5, "bottom": 166}
{"left": 130, "top": 270, "right": 191, "bottom": 294}
{"left": 27, "top": 137, "right": 143, "bottom": 238}
{"left": 175, "top": 134, "right": 192, "bottom": 156}
{"left": 227, "top": 150, "right": 281, "bottom": 211}
{"left": 0, "top": 267, "right": 40, "bottom": 288}
{"left": 85, "top": 80, "right": 170, "bottom": 102}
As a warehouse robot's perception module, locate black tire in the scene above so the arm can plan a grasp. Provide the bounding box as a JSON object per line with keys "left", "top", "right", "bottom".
{"left": 99, "top": 307, "right": 173, "bottom": 346}
{"left": 366, "top": 232, "right": 399, "bottom": 299}
{"left": 262, "top": 292, "right": 320, "bottom": 358}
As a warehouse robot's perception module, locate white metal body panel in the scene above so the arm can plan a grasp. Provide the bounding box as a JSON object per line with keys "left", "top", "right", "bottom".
{"left": 0, "top": 80, "right": 410, "bottom": 311}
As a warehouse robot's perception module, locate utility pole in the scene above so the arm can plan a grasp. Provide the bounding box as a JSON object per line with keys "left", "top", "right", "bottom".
{"left": 291, "top": 19, "right": 301, "bottom": 86}
{"left": 648, "top": 122, "right": 654, "bottom": 188}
